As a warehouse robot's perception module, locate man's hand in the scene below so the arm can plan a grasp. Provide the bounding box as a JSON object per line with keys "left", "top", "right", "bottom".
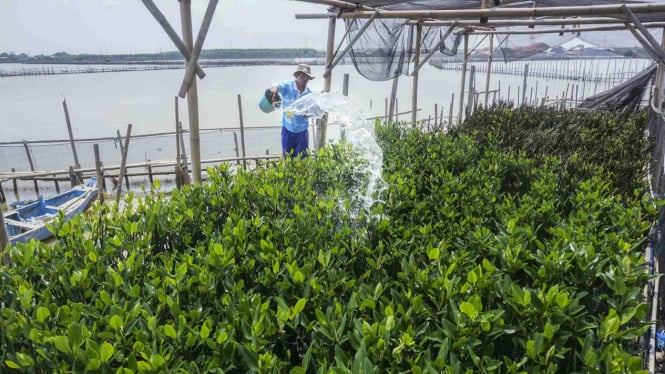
{"left": 270, "top": 86, "right": 279, "bottom": 104}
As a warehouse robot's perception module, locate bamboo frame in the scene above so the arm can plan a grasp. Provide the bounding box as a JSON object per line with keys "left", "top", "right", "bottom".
{"left": 323, "top": 11, "right": 380, "bottom": 78}
{"left": 319, "top": 3, "right": 665, "bottom": 20}
{"left": 178, "top": 0, "right": 219, "bottom": 98}
{"left": 140, "top": 0, "right": 206, "bottom": 79}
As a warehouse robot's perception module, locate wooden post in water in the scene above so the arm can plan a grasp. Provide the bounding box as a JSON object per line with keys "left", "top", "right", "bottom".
{"left": 233, "top": 132, "right": 241, "bottom": 165}
{"left": 466, "top": 65, "right": 475, "bottom": 116}
{"left": 115, "top": 124, "right": 132, "bottom": 205}
{"left": 412, "top": 23, "right": 422, "bottom": 127}
{"left": 53, "top": 174, "right": 60, "bottom": 194}
{"left": 384, "top": 97, "right": 388, "bottom": 121}
{"left": 342, "top": 73, "right": 349, "bottom": 96}
{"left": 11, "top": 168, "right": 18, "bottom": 201}
{"left": 93, "top": 144, "right": 104, "bottom": 203}
{"left": 522, "top": 63, "right": 529, "bottom": 105}
{"left": 116, "top": 130, "right": 130, "bottom": 190}
{"left": 69, "top": 166, "right": 76, "bottom": 187}
{"left": 449, "top": 93, "right": 454, "bottom": 127}
{"left": 0, "top": 202, "right": 10, "bottom": 267}
{"left": 434, "top": 103, "right": 438, "bottom": 127}
{"left": 0, "top": 181, "right": 5, "bottom": 206}
{"left": 22, "top": 141, "right": 39, "bottom": 196}
{"left": 237, "top": 94, "right": 247, "bottom": 169}
{"left": 62, "top": 98, "right": 81, "bottom": 169}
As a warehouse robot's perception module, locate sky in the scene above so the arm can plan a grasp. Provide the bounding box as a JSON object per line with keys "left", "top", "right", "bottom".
{"left": 0, "top": 0, "right": 333, "bottom": 55}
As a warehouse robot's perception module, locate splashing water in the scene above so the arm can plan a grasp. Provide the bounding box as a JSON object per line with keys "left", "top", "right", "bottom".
{"left": 285, "top": 92, "right": 386, "bottom": 216}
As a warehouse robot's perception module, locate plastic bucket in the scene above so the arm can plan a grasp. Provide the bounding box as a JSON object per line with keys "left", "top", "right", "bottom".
{"left": 258, "top": 89, "right": 281, "bottom": 113}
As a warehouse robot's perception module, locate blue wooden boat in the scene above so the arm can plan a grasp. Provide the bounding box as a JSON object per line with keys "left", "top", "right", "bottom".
{"left": 4, "top": 178, "right": 98, "bottom": 245}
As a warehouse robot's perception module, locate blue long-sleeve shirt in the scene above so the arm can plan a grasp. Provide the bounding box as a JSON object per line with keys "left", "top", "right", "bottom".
{"left": 275, "top": 80, "right": 312, "bottom": 133}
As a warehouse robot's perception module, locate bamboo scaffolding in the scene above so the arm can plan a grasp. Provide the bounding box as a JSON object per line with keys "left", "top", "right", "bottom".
{"left": 320, "top": 3, "right": 665, "bottom": 20}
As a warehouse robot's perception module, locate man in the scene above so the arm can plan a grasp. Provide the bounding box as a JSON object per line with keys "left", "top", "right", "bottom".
{"left": 269, "top": 64, "right": 315, "bottom": 158}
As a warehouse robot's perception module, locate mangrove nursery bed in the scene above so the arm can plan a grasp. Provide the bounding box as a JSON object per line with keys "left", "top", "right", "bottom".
{"left": 0, "top": 106, "right": 659, "bottom": 373}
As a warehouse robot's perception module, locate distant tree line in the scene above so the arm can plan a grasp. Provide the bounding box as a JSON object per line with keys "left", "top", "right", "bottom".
{"left": 0, "top": 49, "right": 326, "bottom": 64}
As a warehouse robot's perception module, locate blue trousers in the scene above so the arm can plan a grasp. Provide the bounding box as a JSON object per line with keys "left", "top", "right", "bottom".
{"left": 281, "top": 127, "right": 309, "bottom": 158}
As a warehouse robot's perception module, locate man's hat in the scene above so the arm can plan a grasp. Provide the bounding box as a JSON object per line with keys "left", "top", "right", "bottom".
{"left": 294, "top": 64, "right": 315, "bottom": 79}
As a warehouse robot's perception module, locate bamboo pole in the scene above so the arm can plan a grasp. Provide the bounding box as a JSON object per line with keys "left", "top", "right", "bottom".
{"left": 115, "top": 124, "right": 132, "bottom": 205}
{"left": 474, "top": 22, "right": 665, "bottom": 35}
{"left": 484, "top": 35, "right": 494, "bottom": 108}
{"left": 23, "top": 141, "right": 39, "bottom": 196}
{"left": 414, "top": 24, "right": 456, "bottom": 73}
{"left": 324, "top": 16, "right": 337, "bottom": 93}
{"left": 0, "top": 181, "right": 5, "bottom": 206}
{"left": 343, "top": 73, "right": 350, "bottom": 96}
{"left": 174, "top": 96, "right": 182, "bottom": 187}
{"left": 115, "top": 130, "right": 130, "bottom": 190}
{"left": 0, "top": 203, "right": 10, "bottom": 267}
{"left": 69, "top": 166, "right": 76, "bottom": 187}
{"left": 449, "top": 93, "right": 454, "bottom": 127}
{"left": 11, "top": 168, "right": 18, "bottom": 201}
{"left": 237, "top": 94, "right": 247, "bottom": 170}
{"left": 522, "top": 63, "right": 529, "bottom": 105}
{"left": 140, "top": 0, "right": 205, "bottom": 79}
{"left": 324, "top": 12, "right": 379, "bottom": 78}
{"left": 412, "top": 23, "right": 423, "bottom": 127}
{"left": 336, "top": 3, "right": 665, "bottom": 20}
{"left": 621, "top": 6, "right": 665, "bottom": 63}
{"left": 233, "top": 132, "right": 240, "bottom": 164}
{"left": 180, "top": 0, "right": 202, "bottom": 183}
{"left": 178, "top": 0, "right": 219, "bottom": 98}
{"left": 62, "top": 98, "right": 80, "bottom": 168}
{"left": 93, "top": 144, "right": 104, "bottom": 203}
{"left": 458, "top": 31, "right": 469, "bottom": 123}
{"left": 466, "top": 65, "right": 475, "bottom": 116}
{"left": 53, "top": 174, "right": 60, "bottom": 194}
{"left": 388, "top": 76, "right": 399, "bottom": 122}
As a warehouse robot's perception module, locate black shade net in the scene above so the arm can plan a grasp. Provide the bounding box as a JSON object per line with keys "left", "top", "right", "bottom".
{"left": 336, "top": 0, "right": 665, "bottom": 80}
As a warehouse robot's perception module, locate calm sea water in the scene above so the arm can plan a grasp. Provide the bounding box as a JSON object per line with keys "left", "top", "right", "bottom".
{"left": 0, "top": 59, "right": 652, "bottom": 175}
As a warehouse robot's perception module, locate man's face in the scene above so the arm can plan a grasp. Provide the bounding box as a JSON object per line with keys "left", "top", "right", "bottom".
{"left": 295, "top": 72, "right": 310, "bottom": 86}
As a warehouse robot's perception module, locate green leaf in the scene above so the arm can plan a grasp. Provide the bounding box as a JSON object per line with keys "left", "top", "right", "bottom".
{"left": 427, "top": 247, "right": 440, "bottom": 260}
{"left": 68, "top": 322, "right": 84, "bottom": 349}
{"left": 86, "top": 358, "right": 101, "bottom": 371}
{"left": 200, "top": 324, "right": 211, "bottom": 339}
{"left": 386, "top": 316, "right": 395, "bottom": 331}
{"left": 460, "top": 301, "right": 478, "bottom": 319}
{"left": 292, "top": 298, "right": 307, "bottom": 317}
{"left": 99, "top": 342, "right": 114, "bottom": 363}
{"left": 164, "top": 324, "right": 177, "bottom": 339}
{"left": 15, "top": 352, "right": 33, "bottom": 367}
{"left": 293, "top": 270, "right": 304, "bottom": 284}
{"left": 150, "top": 355, "right": 166, "bottom": 369}
{"left": 109, "top": 315, "right": 123, "bottom": 330}
{"left": 54, "top": 336, "right": 71, "bottom": 354}
{"left": 36, "top": 306, "right": 50, "bottom": 323}
{"left": 238, "top": 345, "right": 258, "bottom": 372}
{"left": 467, "top": 270, "right": 478, "bottom": 284}
{"left": 4, "top": 360, "right": 20, "bottom": 369}
{"left": 289, "top": 368, "right": 306, "bottom": 374}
